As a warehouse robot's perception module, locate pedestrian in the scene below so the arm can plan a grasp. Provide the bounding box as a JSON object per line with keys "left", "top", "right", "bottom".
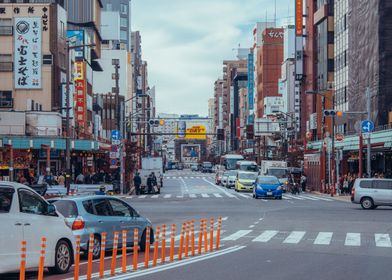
{"left": 146, "top": 173, "right": 153, "bottom": 194}
{"left": 300, "top": 174, "right": 307, "bottom": 192}
{"left": 57, "top": 173, "right": 65, "bottom": 186}
{"left": 84, "top": 172, "right": 92, "bottom": 184}
{"left": 133, "top": 172, "right": 142, "bottom": 195}
{"left": 75, "top": 172, "right": 84, "bottom": 184}
{"left": 343, "top": 176, "right": 349, "bottom": 195}
{"left": 348, "top": 175, "right": 355, "bottom": 195}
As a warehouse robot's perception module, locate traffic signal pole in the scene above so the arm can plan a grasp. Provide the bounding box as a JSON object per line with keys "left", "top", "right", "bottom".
{"left": 366, "top": 88, "right": 372, "bottom": 177}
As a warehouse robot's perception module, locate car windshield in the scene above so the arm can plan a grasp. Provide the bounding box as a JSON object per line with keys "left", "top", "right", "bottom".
{"left": 52, "top": 200, "right": 78, "bottom": 218}
{"left": 267, "top": 169, "right": 287, "bottom": 178}
{"left": 223, "top": 172, "right": 230, "bottom": 177}
{"left": 239, "top": 173, "right": 257, "bottom": 180}
{"left": 257, "top": 177, "right": 280, "bottom": 185}
{"left": 203, "top": 162, "right": 212, "bottom": 167}
{"left": 228, "top": 171, "right": 237, "bottom": 176}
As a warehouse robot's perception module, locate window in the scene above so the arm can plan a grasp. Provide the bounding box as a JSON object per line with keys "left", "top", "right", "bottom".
{"left": 92, "top": 199, "right": 111, "bottom": 216}
{"left": 120, "top": 17, "right": 128, "bottom": 28}
{"left": 0, "top": 188, "right": 14, "bottom": 213}
{"left": 0, "top": 54, "right": 12, "bottom": 72}
{"left": 18, "top": 189, "right": 48, "bottom": 215}
{"left": 0, "top": 19, "right": 13, "bottom": 36}
{"left": 120, "top": 3, "right": 127, "bottom": 14}
{"left": 83, "top": 200, "right": 94, "bottom": 214}
{"left": 120, "top": 30, "right": 127, "bottom": 41}
{"left": 52, "top": 200, "right": 78, "bottom": 218}
{"left": 108, "top": 199, "right": 132, "bottom": 217}
{"left": 373, "top": 180, "right": 392, "bottom": 190}
{"left": 106, "top": 3, "right": 112, "bottom": 11}
{"left": 359, "top": 180, "right": 373, "bottom": 189}
{"left": 60, "top": 21, "right": 65, "bottom": 38}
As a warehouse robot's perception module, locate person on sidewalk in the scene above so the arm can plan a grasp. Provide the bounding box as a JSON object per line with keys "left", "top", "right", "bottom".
{"left": 343, "top": 176, "right": 349, "bottom": 195}
{"left": 133, "top": 172, "right": 142, "bottom": 195}
{"left": 300, "top": 174, "right": 307, "bottom": 192}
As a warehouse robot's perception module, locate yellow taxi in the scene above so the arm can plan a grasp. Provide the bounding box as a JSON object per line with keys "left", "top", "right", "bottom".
{"left": 234, "top": 171, "right": 258, "bottom": 192}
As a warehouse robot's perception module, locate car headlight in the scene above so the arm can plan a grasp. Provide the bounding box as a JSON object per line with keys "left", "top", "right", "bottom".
{"left": 285, "top": 181, "right": 288, "bottom": 185}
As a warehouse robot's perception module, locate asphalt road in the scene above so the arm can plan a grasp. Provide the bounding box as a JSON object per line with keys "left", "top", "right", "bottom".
{"left": 5, "top": 169, "right": 392, "bottom": 280}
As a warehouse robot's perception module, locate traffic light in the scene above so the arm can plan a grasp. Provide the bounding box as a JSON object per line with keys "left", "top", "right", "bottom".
{"left": 323, "top": 110, "right": 343, "bottom": 117}
{"left": 148, "top": 119, "right": 166, "bottom": 127}
{"left": 217, "top": 129, "right": 224, "bottom": 140}
{"left": 246, "top": 124, "right": 254, "bottom": 140}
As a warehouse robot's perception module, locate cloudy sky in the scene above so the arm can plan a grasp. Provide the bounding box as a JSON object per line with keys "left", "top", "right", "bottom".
{"left": 132, "top": 0, "right": 293, "bottom": 116}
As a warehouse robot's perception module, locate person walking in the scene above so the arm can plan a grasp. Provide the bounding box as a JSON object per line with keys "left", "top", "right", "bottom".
{"left": 133, "top": 172, "right": 142, "bottom": 195}
{"left": 146, "top": 173, "right": 153, "bottom": 194}
{"left": 57, "top": 173, "right": 65, "bottom": 186}
{"left": 75, "top": 173, "right": 84, "bottom": 184}
{"left": 300, "top": 174, "right": 307, "bottom": 192}
{"left": 343, "top": 175, "right": 349, "bottom": 195}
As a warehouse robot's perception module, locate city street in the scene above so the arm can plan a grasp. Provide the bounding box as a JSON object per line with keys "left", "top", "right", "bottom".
{"left": 4, "top": 169, "right": 391, "bottom": 280}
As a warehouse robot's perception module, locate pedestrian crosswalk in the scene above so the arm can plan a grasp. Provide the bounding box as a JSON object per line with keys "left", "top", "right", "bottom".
{"left": 120, "top": 193, "right": 334, "bottom": 201}
{"left": 221, "top": 229, "right": 392, "bottom": 249}
{"left": 164, "top": 175, "right": 215, "bottom": 179}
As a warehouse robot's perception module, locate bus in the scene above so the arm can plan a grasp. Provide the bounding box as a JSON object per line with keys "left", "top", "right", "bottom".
{"left": 221, "top": 154, "right": 244, "bottom": 170}
{"left": 236, "top": 161, "right": 259, "bottom": 172}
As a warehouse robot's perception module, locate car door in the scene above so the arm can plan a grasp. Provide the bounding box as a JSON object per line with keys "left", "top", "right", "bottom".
{"left": 0, "top": 187, "right": 23, "bottom": 273}
{"left": 107, "top": 198, "right": 135, "bottom": 242}
{"left": 17, "top": 188, "right": 60, "bottom": 269}
{"left": 373, "top": 180, "right": 392, "bottom": 205}
{"left": 90, "top": 198, "right": 117, "bottom": 249}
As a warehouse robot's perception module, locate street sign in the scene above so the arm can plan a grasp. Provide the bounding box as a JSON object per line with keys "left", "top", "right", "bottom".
{"left": 361, "top": 120, "right": 374, "bottom": 133}
{"left": 110, "top": 159, "right": 118, "bottom": 169}
{"left": 111, "top": 130, "right": 121, "bottom": 141}
{"left": 110, "top": 152, "right": 119, "bottom": 159}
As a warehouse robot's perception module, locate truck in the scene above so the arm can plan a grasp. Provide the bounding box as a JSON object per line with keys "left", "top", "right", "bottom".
{"left": 260, "top": 160, "right": 289, "bottom": 190}
{"left": 140, "top": 157, "right": 163, "bottom": 194}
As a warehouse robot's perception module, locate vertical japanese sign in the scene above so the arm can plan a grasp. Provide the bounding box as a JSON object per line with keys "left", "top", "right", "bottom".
{"left": 74, "top": 62, "right": 86, "bottom": 129}
{"left": 247, "top": 52, "right": 255, "bottom": 111}
{"left": 14, "top": 17, "right": 42, "bottom": 89}
{"left": 295, "top": 0, "right": 303, "bottom": 36}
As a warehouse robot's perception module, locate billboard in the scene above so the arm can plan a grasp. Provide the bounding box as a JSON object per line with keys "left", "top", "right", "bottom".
{"left": 176, "top": 123, "right": 206, "bottom": 139}
{"left": 181, "top": 144, "right": 200, "bottom": 163}
{"left": 74, "top": 62, "right": 86, "bottom": 130}
{"left": 67, "top": 30, "right": 84, "bottom": 59}
{"left": 295, "top": 0, "right": 303, "bottom": 36}
{"left": 14, "top": 17, "right": 42, "bottom": 89}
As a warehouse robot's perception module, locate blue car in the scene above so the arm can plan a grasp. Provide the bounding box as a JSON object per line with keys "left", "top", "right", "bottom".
{"left": 253, "top": 176, "right": 283, "bottom": 199}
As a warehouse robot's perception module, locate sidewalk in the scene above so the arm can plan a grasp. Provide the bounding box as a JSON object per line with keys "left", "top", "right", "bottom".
{"left": 311, "top": 191, "right": 351, "bottom": 203}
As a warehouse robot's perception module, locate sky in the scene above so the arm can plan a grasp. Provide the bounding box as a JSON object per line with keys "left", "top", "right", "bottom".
{"left": 132, "top": 0, "right": 293, "bottom": 116}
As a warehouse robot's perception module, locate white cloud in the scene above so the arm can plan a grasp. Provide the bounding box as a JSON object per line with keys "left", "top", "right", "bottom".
{"left": 132, "top": 0, "right": 292, "bottom": 115}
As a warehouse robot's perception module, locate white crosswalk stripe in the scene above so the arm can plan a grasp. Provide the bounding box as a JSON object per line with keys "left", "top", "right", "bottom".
{"left": 163, "top": 194, "right": 171, "bottom": 198}
{"left": 213, "top": 193, "right": 223, "bottom": 198}
{"left": 305, "top": 195, "right": 333, "bottom": 201}
{"left": 151, "top": 195, "right": 159, "bottom": 198}
{"left": 189, "top": 194, "right": 197, "bottom": 198}
{"left": 252, "top": 230, "right": 279, "bottom": 242}
{"left": 283, "top": 231, "right": 306, "bottom": 244}
{"left": 283, "top": 194, "right": 305, "bottom": 200}
{"left": 282, "top": 196, "right": 291, "bottom": 200}
{"left": 222, "top": 230, "right": 252, "bottom": 241}
{"left": 314, "top": 232, "right": 333, "bottom": 245}
{"left": 201, "top": 193, "right": 210, "bottom": 198}
{"left": 345, "top": 233, "right": 361, "bottom": 246}
{"left": 235, "top": 192, "right": 251, "bottom": 199}
{"left": 375, "top": 234, "right": 392, "bottom": 247}
{"left": 138, "top": 195, "right": 146, "bottom": 198}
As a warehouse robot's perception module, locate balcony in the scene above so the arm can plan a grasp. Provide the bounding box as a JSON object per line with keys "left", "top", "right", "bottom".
{"left": 0, "top": 98, "right": 13, "bottom": 108}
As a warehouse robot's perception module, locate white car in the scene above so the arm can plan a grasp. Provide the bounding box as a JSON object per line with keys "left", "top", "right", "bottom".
{"left": 0, "top": 182, "right": 75, "bottom": 274}
{"left": 225, "top": 170, "right": 238, "bottom": 188}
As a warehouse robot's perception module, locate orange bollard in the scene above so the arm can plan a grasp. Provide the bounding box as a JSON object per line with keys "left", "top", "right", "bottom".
{"left": 184, "top": 222, "right": 190, "bottom": 258}
{"left": 203, "top": 219, "right": 208, "bottom": 253}
{"left": 161, "top": 224, "right": 166, "bottom": 264}
{"left": 19, "top": 241, "right": 26, "bottom": 280}
{"left": 99, "top": 233, "right": 107, "bottom": 279}
{"left": 178, "top": 223, "right": 185, "bottom": 260}
{"left": 73, "top": 236, "right": 81, "bottom": 280}
{"left": 144, "top": 227, "right": 151, "bottom": 268}
{"left": 86, "top": 234, "right": 94, "bottom": 280}
{"left": 170, "top": 224, "right": 176, "bottom": 262}
{"left": 216, "top": 217, "right": 222, "bottom": 250}
{"left": 191, "top": 220, "right": 195, "bottom": 256}
{"left": 110, "top": 232, "right": 119, "bottom": 276}
{"left": 209, "top": 218, "right": 214, "bottom": 252}
{"left": 122, "top": 230, "right": 127, "bottom": 273}
{"left": 152, "top": 226, "right": 160, "bottom": 266}
{"left": 197, "top": 220, "right": 204, "bottom": 255}
{"left": 133, "top": 228, "right": 139, "bottom": 271}
{"left": 37, "top": 237, "right": 46, "bottom": 280}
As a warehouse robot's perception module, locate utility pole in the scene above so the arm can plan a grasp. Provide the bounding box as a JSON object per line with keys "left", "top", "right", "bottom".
{"left": 331, "top": 95, "right": 335, "bottom": 196}
{"left": 65, "top": 42, "right": 71, "bottom": 194}
{"left": 366, "top": 87, "right": 372, "bottom": 177}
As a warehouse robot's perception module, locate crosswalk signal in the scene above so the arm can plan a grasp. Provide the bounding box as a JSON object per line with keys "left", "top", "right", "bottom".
{"left": 217, "top": 129, "right": 224, "bottom": 141}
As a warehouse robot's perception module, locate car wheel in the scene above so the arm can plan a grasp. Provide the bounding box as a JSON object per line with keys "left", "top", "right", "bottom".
{"left": 92, "top": 235, "right": 101, "bottom": 259}
{"left": 139, "top": 228, "right": 154, "bottom": 252}
{"left": 361, "top": 197, "right": 374, "bottom": 210}
{"left": 48, "top": 240, "right": 72, "bottom": 274}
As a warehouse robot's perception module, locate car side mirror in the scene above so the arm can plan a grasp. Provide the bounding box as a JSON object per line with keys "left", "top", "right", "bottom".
{"left": 47, "top": 204, "right": 57, "bottom": 215}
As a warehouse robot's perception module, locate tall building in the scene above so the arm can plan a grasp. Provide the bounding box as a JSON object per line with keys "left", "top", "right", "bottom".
{"left": 101, "top": 0, "right": 132, "bottom": 50}
{"left": 255, "top": 27, "right": 284, "bottom": 118}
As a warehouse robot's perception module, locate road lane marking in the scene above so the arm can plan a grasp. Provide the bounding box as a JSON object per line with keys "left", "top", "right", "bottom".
{"left": 201, "top": 193, "right": 210, "bottom": 198}
{"left": 252, "top": 230, "right": 279, "bottom": 242}
{"left": 305, "top": 194, "right": 333, "bottom": 201}
{"left": 180, "top": 178, "right": 189, "bottom": 195}
{"left": 235, "top": 192, "right": 250, "bottom": 198}
{"left": 151, "top": 195, "right": 159, "bottom": 198}
{"left": 222, "top": 217, "right": 228, "bottom": 221}
{"left": 283, "top": 231, "right": 306, "bottom": 244}
{"left": 202, "top": 178, "right": 238, "bottom": 199}
{"left": 164, "top": 194, "right": 171, "bottom": 198}
{"left": 189, "top": 194, "right": 197, "bottom": 198}
{"left": 375, "top": 234, "right": 392, "bottom": 247}
{"left": 284, "top": 194, "right": 305, "bottom": 200}
{"left": 249, "top": 225, "right": 255, "bottom": 228}
{"left": 213, "top": 193, "right": 223, "bottom": 198}
{"left": 176, "top": 196, "right": 183, "bottom": 198}
{"left": 138, "top": 195, "right": 146, "bottom": 199}
{"left": 298, "top": 195, "right": 318, "bottom": 201}
{"left": 345, "top": 233, "right": 361, "bottom": 246}
{"left": 222, "top": 230, "right": 252, "bottom": 241}
{"left": 282, "top": 196, "right": 291, "bottom": 200}
{"left": 104, "top": 246, "right": 246, "bottom": 280}
{"left": 314, "top": 232, "right": 333, "bottom": 245}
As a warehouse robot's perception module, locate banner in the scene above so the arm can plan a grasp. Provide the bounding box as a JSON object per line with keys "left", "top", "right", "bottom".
{"left": 176, "top": 124, "right": 206, "bottom": 139}
{"left": 295, "top": 0, "right": 303, "bottom": 36}
{"left": 247, "top": 52, "right": 254, "bottom": 111}
{"left": 181, "top": 144, "right": 200, "bottom": 163}
{"left": 14, "top": 17, "right": 42, "bottom": 89}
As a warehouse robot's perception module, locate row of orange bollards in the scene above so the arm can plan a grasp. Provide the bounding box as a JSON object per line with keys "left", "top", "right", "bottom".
{"left": 18, "top": 217, "right": 222, "bottom": 280}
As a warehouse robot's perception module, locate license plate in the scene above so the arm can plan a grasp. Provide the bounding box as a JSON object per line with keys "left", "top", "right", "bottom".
{"left": 267, "top": 191, "right": 272, "bottom": 195}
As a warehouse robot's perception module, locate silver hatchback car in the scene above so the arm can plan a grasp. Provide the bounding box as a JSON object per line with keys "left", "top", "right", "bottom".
{"left": 50, "top": 195, "right": 153, "bottom": 258}
{"left": 351, "top": 178, "right": 392, "bottom": 209}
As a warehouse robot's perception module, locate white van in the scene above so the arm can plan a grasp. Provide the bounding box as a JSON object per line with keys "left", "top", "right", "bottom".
{"left": 351, "top": 178, "right": 392, "bottom": 209}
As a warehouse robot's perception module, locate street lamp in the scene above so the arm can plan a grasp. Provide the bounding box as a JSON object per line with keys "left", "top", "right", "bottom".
{"left": 65, "top": 41, "right": 96, "bottom": 195}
